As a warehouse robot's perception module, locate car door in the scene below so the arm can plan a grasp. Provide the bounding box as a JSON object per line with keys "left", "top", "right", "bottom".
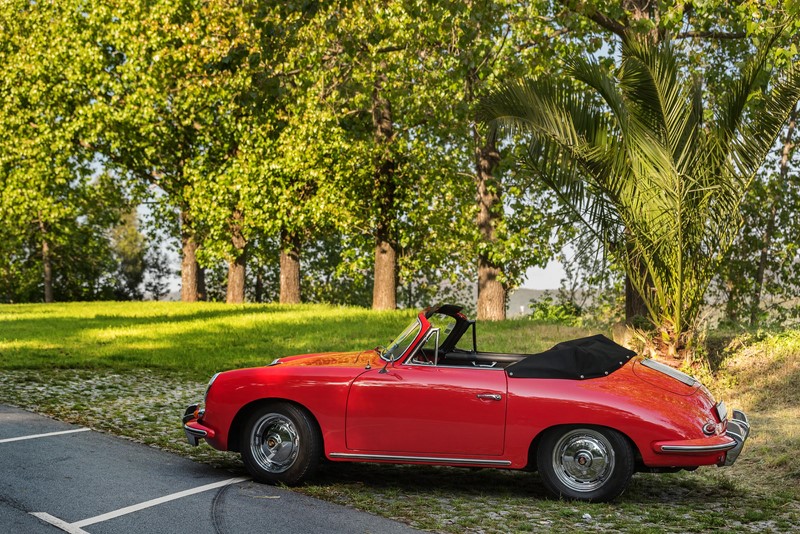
{"left": 345, "top": 364, "right": 508, "bottom": 456}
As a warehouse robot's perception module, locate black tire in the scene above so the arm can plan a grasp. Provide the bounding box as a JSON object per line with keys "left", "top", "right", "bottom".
{"left": 240, "top": 402, "right": 321, "bottom": 486}
{"left": 536, "top": 426, "right": 634, "bottom": 502}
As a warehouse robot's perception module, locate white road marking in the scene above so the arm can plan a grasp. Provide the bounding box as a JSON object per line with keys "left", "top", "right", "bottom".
{"left": 30, "top": 477, "right": 249, "bottom": 532}
{"left": 30, "top": 513, "right": 90, "bottom": 534}
{"left": 73, "top": 477, "right": 249, "bottom": 527}
{"left": 0, "top": 428, "right": 90, "bottom": 444}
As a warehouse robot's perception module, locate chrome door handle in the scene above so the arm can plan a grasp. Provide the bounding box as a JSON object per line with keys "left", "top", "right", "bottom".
{"left": 476, "top": 394, "right": 502, "bottom": 401}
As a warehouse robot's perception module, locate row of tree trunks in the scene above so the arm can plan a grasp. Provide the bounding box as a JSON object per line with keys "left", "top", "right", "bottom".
{"left": 180, "top": 229, "right": 303, "bottom": 304}
{"left": 188, "top": 72, "right": 400, "bottom": 309}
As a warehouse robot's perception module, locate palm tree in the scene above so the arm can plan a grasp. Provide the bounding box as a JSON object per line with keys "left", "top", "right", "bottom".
{"left": 479, "top": 30, "right": 800, "bottom": 363}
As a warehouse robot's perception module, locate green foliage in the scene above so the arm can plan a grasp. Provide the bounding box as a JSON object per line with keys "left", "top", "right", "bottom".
{"left": 528, "top": 293, "right": 583, "bottom": 325}
{"left": 714, "top": 124, "right": 800, "bottom": 327}
{"left": 110, "top": 210, "right": 147, "bottom": 300}
{"left": 2, "top": 0, "right": 799, "bottom": 317}
{"left": 144, "top": 247, "right": 172, "bottom": 301}
{"left": 0, "top": 0, "right": 130, "bottom": 301}
{"left": 481, "top": 28, "right": 800, "bottom": 359}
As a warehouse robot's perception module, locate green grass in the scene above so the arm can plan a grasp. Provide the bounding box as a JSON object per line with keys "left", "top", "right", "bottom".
{"left": 0, "top": 302, "right": 595, "bottom": 379}
{"left": 1, "top": 302, "right": 798, "bottom": 532}
{"left": 0, "top": 302, "right": 412, "bottom": 377}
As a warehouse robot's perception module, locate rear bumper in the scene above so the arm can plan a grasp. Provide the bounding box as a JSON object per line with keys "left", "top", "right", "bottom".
{"left": 722, "top": 409, "right": 750, "bottom": 466}
{"left": 652, "top": 409, "right": 750, "bottom": 466}
{"left": 182, "top": 404, "right": 216, "bottom": 447}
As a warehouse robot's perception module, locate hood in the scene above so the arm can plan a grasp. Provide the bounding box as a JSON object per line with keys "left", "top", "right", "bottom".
{"left": 274, "top": 350, "right": 381, "bottom": 368}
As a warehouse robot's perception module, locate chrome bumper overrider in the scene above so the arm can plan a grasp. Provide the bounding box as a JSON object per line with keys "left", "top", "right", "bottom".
{"left": 183, "top": 404, "right": 207, "bottom": 447}
{"left": 723, "top": 409, "right": 750, "bottom": 466}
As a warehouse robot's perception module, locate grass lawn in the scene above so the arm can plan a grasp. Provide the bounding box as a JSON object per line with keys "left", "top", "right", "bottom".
{"left": 1, "top": 302, "right": 798, "bottom": 532}
{"left": 0, "top": 301, "right": 589, "bottom": 378}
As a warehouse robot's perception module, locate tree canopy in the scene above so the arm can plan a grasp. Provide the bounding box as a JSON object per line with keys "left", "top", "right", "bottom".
{"left": 1, "top": 0, "right": 799, "bottom": 342}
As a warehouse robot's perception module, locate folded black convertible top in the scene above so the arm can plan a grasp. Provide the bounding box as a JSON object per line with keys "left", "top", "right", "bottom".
{"left": 505, "top": 334, "right": 636, "bottom": 380}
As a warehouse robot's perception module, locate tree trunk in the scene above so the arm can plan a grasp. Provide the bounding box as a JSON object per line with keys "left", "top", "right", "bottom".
{"left": 624, "top": 274, "right": 649, "bottom": 322}
{"left": 197, "top": 267, "right": 206, "bottom": 302}
{"left": 39, "top": 219, "right": 53, "bottom": 303}
{"left": 280, "top": 229, "right": 301, "bottom": 304}
{"left": 371, "top": 70, "right": 397, "bottom": 310}
{"left": 475, "top": 136, "right": 505, "bottom": 321}
{"left": 723, "top": 277, "right": 739, "bottom": 324}
{"left": 373, "top": 237, "right": 397, "bottom": 310}
{"left": 750, "top": 105, "right": 797, "bottom": 326}
{"left": 226, "top": 255, "right": 246, "bottom": 303}
{"left": 180, "top": 210, "right": 201, "bottom": 302}
{"left": 226, "top": 210, "right": 247, "bottom": 304}
{"left": 255, "top": 270, "right": 264, "bottom": 303}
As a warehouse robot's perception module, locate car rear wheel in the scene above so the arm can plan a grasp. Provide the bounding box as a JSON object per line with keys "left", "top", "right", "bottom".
{"left": 240, "top": 402, "right": 321, "bottom": 485}
{"left": 537, "top": 426, "right": 634, "bottom": 502}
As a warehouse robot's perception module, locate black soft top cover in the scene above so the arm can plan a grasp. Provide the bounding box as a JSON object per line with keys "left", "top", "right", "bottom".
{"left": 505, "top": 334, "right": 636, "bottom": 380}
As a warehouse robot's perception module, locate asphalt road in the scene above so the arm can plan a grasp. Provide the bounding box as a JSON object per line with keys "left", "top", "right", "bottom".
{"left": 0, "top": 404, "right": 418, "bottom": 534}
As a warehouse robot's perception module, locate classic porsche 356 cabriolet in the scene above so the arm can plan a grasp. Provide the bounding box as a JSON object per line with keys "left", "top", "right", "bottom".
{"left": 183, "top": 304, "right": 749, "bottom": 502}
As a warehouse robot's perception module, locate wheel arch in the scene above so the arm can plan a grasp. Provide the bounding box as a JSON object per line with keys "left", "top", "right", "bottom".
{"left": 227, "top": 398, "right": 323, "bottom": 453}
{"left": 526, "top": 423, "right": 643, "bottom": 470}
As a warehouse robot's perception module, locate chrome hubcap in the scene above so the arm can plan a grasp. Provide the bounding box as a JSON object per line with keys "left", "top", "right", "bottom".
{"left": 251, "top": 414, "right": 299, "bottom": 473}
{"left": 552, "top": 429, "right": 615, "bottom": 492}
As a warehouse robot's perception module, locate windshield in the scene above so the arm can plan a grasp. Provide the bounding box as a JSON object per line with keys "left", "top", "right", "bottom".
{"left": 383, "top": 319, "right": 422, "bottom": 361}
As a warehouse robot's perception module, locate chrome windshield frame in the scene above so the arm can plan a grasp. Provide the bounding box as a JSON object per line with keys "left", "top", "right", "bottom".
{"left": 381, "top": 318, "right": 423, "bottom": 362}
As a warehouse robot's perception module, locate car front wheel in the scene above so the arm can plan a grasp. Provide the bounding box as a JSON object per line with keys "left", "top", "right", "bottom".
{"left": 537, "top": 426, "right": 634, "bottom": 502}
{"left": 240, "top": 402, "right": 321, "bottom": 485}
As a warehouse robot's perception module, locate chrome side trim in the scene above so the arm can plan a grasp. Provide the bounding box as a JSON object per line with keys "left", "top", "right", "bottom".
{"left": 329, "top": 453, "right": 512, "bottom": 466}
{"left": 661, "top": 442, "right": 737, "bottom": 453}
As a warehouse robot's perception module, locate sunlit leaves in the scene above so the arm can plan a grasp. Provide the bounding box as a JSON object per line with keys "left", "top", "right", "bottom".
{"left": 0, "top": 0, "right": 129, "bottom": 301}
{"left": 482, "top": 28, "right": 800, "bottom": 354}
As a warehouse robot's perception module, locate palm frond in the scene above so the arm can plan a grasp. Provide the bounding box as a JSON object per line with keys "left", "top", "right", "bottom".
{"left": 479, "top": 27, "right": 800, "bottom": 344}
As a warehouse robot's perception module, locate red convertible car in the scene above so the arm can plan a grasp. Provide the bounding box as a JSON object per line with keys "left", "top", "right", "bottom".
{"left": 183, "top": 304, "right": 749, "bottom": 502}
